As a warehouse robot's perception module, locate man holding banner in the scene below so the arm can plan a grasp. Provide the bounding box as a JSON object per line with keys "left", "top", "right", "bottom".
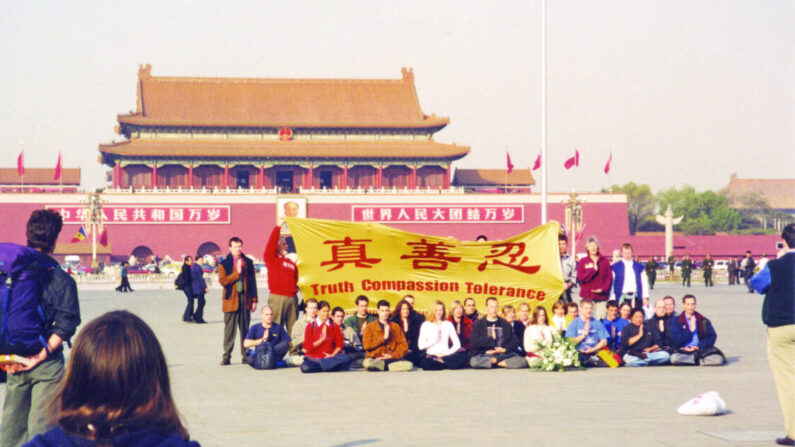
{"left": 285, "top": 217, "right": 565, "bottom": 318}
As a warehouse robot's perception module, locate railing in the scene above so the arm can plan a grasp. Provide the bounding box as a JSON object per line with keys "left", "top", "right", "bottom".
{"left": 70, "top": 271, "right": 267, "bottom": 284}
{"left": 104, "top": 186, "right": 466, "bottom": 194}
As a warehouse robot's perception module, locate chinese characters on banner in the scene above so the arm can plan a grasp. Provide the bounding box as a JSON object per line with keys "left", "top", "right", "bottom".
{"left": 286, "top": 217, "right": 564, "bottom": 314}
{"left": 351, "top": 205, "right": 524, "bottom": 223}
{"left": 46, "top": 205, "right": 231, "bottom": 224}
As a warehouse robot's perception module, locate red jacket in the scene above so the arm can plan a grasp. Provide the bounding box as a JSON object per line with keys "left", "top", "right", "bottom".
{"left": 576, "top": 254, "right": 613, "bottom": 301}
{"left": 447, "top": 316, "right": 472, "bottom": 350}
{"left": 263, "top": 226, "right": 298, "bottom": 296}
{"left": 303, "top": 319, "right": 345, "bottom": 359}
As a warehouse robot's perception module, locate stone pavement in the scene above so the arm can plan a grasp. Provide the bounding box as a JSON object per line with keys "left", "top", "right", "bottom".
{"left": 0, "top": 282, "right": 787, "bottom": 447}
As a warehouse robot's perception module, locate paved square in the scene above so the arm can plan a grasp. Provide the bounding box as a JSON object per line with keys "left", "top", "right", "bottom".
{"left": 1, "top": 281, "right": 787, "bottom": 446}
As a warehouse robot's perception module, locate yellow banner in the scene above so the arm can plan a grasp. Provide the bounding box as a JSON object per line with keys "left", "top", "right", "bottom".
{"left": 286, "top": 217, "right": 564, "bottom": 315}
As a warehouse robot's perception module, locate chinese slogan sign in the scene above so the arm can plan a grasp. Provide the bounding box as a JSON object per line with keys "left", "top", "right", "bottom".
{"left": 47, "top": 205, "right": 230, "bottom": 224}
{"left": 287, "top": 217, "right": 564, "bottom": 313}
{"left": 352, "top": 205, "right": 524, "bottom": 223}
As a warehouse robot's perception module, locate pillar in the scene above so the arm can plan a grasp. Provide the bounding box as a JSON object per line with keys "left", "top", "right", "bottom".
{"left": 188, "top": 163, "right": 194, "bottom": 188}
{"left": 376, "top": 165, "right": 383, "bottom": 189}
{"left": 258, "top": 165, "right": 264, "bottom": 189}
{"left": 443, "top": 164, "right": 451, "bottom": 189}
{"left": 113, "top": 161, "right": 121, "bottom": 188}
{"left": 410, "top": 165, "right": 417, "bottom": 189}
{"left": 151, "top": 162, "right": 158, "bottom": 189}
{"left": 341, "top": 165, "right": 348, "bottom": 189}
{"left": 223, "top": 163, "right": 230, "bottom": 188}
{"left": 305, "top": 165, "right": 314, "bottom": 189}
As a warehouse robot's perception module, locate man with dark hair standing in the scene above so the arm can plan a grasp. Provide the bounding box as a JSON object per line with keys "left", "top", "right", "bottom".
{"left": 219, "top": 236, "right": 258, "bottom": 366}
{"left": 559, "top": 233, "right": 577, "bottom": 303}
{"left": 751, "top": 224, "right": 795, "bottom": 446}
{"left": 645, "top": 256, "right": 659, "bottom": 290}
{"left": 681, "top": 254, "right": 693, "bottom": 287}
{"left": 2, "top": 210, "right": 81, "bottom": 446}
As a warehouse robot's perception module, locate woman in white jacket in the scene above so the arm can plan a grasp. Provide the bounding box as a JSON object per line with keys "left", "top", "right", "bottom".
{"left": 524, "top": 306, "right": 556, "bottom": 368}
{"left": 418, "top": 300, "right": 469, "bottom": 370}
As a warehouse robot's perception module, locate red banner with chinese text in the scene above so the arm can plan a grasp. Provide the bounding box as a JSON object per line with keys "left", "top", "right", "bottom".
{"left": 286, "top": 217, "right": 564, "bottom": 314}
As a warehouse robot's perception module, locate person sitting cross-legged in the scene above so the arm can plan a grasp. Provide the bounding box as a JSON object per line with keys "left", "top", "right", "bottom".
{"left": 565, "top": 298, "right": 609, "bottom": 367}
{"left": 285, "top": 298, "right": 318, "bottom": 367}
{"left": 361, "top": 300, "right": 413, "bottom": 372}
{"left": 670, "top": 294, "right": 726, "bottom": 366}
{"left": 243, "top": 305, "right": 290, "bottom": 369}
{"left": 447, "top": 300, "right": 472, "bottom": 351}
{"left": 417, "top": 300, "right": 468, "bottom": 370}
{"left": 342, "top": 295, "right": 377, "bottom": 336}
{"left": 300, "top": 301, "right": 351, "bottom": 373}
{"left": 649, "top": 299, "right": 675, "bottom": 351}
{"left": 332, "top": 306, "right": 365, "bottom": 369}
{"left": 524, "top": 306, "right": 556, "bottom": 368}
{"left": 620, "top": 308, "right": 670, "bottom": 367}
{"left": 600, "top": 300, "right": 628, "bottom": 352}
{"left": 469, "top": 297, "right": 527, "bottom": 369}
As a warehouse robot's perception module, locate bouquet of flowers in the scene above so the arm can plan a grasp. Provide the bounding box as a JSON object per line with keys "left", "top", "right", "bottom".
{"left": 533, "top": 333, "right": 582, "bottom": 372}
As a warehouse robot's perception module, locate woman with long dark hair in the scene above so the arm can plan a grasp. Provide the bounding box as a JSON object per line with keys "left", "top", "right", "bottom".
{"left": 25, "top": 311, "right": 199, "bottom": 446}
{"left": 391, "top": 299, "right": 422, "bottom": 366}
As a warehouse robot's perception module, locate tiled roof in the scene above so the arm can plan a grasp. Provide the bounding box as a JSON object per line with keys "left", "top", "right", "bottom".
{"left": 452, "top": 168, "right": 535, "bottom": 186}
{"left": 0, "top": 168, "right": 80, "bottom": 185}
{"left": 98, "top": 139, "right": 469, "bottom": 163}
{"left": 721, "top": 174, "right": 795, "bottom": 210}
{"left": 119, "top": 65, "right": 449, "bottom": 129}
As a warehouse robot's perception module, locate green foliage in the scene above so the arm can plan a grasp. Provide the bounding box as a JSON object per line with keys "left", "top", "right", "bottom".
{"left": 607, "top": 182, "right": 655, "bottom": 234}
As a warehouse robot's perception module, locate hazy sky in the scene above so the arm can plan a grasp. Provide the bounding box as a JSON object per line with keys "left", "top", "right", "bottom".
{"left": 1, "top": 0, "right": 792, "bottom": 193}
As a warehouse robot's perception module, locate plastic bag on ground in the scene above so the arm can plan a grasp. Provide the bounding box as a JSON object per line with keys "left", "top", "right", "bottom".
{"left": 677, "top": 391, "right": 728, "bottom": 416}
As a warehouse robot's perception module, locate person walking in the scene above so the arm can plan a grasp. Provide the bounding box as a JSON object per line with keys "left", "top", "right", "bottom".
{"left": 116, "top": 261, "right": 133, "bottom": 292}
{"left": 178, "top": 257, "right": 195, "bottom": 322}
{"left": 743, "top": 250, "right": 757, "bottom": 293}
{"left": 751, "top": 224, "right": 795, "bottom": 446}
{"left": 191, "top": 256, "right": 208, "bottom": 324}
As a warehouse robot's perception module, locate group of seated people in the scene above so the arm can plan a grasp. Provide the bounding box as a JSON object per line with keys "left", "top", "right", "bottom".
{"left": 243, "top": 292, "right": 725, "bottom": 372}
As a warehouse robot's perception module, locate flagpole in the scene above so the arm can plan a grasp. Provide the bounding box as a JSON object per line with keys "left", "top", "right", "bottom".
{"left": 59, "top": 141, "right": 63, "bottom": 190}
{"left": 504, "top": 147, "right": 507, "bottom": 193}
{"left": 19, "top": 141, "right": 24, "bottom": 193}
{"left": 540, "top": 0, "right": 548, "bottom": 224}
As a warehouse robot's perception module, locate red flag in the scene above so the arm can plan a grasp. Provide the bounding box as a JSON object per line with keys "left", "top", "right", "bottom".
{"left": 54, "top": 152, "right": 62, "bottom": 180}
{"left": 99, "top": 228, "right": 108, "bottom": 247}
{"left": 506, "top": 152, "right": 514, "bottom": 174}
{"left": 564, "top": 149, "right": 580, "bottom": 170}
{"left": 532, "top": 153, "right": 541, "bottom": 171}
{"left": 604, "top": 152, "right": 612, "bottom": 174}
{"left": 17, "top": 150, "right": 24, "bottom": 176}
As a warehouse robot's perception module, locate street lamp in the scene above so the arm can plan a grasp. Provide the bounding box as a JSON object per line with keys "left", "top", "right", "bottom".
{"left": 82, "top": 192, "right": 105, "bottom": 268}
{"left": 565, "top": 191, "right": 583, "bottom": 257}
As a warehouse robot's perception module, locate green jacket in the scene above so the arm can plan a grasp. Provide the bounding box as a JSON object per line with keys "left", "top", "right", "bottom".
{"left": 343, "top": 313, "right": 377, "bottom": 334}
{"left": 681, "top": 259, "right": 693, "bottom": 275}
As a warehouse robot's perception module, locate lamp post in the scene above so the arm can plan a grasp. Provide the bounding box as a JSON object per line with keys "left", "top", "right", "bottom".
{"left": 565, "top": 191, "right": 582, "bottom": 257}
{"left": 83, "top": 192, "right": 105, "bottom": 268}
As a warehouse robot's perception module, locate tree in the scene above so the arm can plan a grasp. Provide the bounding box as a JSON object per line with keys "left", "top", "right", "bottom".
{"left": 656, "top": 185, "right": 743, "bottom": 235}
{"left": 606, "top": 183, "right": 656, "bottom": 235}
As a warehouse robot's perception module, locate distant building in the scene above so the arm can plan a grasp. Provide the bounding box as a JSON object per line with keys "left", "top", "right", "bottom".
{"left": 453, "top": 168, "right": 534, "bottom": 193}
{"left": 99, "top": 65, "right": 469, "bottom": 192}
{"left": 0, "top": 167, "right": 80, "bottom": 193}
{"left": 722, "top": 173, "right": 795, "bottom": 229}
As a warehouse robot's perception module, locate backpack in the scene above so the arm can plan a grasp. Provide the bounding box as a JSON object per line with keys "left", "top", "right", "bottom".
{"left": 0, "top": 243, "right": 58, "bottom": 356}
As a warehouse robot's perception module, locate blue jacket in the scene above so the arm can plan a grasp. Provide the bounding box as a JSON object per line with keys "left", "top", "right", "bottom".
{"left": 611, "top": 260, "right": 645, "bottom": 307}
{"left": 190, "top": 263, "right": 207, "bottom": 296}
{"left": 670, "top": 312, "right": 717, "bottom": 349}
{"left": 753, "top": 252, "right": 795, "bottom": 327}
{"left": 24, "top": 427, "right": 200, "bottom": 447}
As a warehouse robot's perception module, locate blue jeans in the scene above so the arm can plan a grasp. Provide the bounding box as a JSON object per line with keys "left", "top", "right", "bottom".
{"left": 623, "top": 350, "right": 670, "bottom": 367}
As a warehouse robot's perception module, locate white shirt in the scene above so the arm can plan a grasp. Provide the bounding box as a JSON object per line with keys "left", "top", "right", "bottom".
{"left": 418, "top": 320, "right": 461, "bottom": 357}
{"left": 610, "top": 260, "right": 650, "bottom": 300}
{"left": 524, "top": 324, "right": 555, "bottom": 355}
{"left": 552, "top": 315, "right": 567, "bottom": 333}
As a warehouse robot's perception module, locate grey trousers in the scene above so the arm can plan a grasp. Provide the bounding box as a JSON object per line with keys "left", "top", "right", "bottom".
{"left": 1, "top": 352, "right": 64, "bottom": 447}
{"left": 223, "top": 308, "right": 251, "bottom": 362}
